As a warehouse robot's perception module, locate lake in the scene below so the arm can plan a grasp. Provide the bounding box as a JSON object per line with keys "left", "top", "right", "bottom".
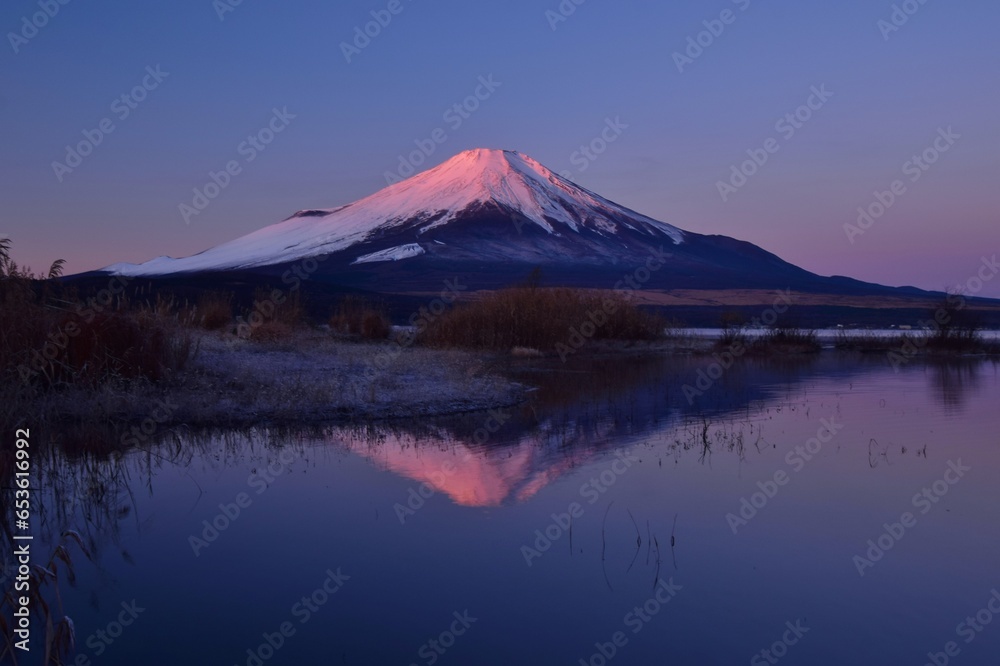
{"left": 8, "top": 354, "right": 1000, "bottom": 665}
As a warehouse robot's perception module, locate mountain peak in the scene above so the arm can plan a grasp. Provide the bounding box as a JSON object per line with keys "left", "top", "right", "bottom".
{"left": 406, "top": 147, "right": 549, "bottom": 187}
{"left": 397, "top": 147, "right": 538, "bottom": 196}
{"left": 449, "top": 147, "right": 519, "bottom": 161}
{"left": 370, "top": 148, "right": 682, "bottom": 238}
{"left": 105, "top": 149, "right": 685, "bottom": 276}
{"left": 438, "top": 148, "right": 542, "bottom": 176}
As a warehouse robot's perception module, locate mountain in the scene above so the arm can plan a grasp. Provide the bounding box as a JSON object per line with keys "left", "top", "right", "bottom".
{"left": 102, "top": 148, "right": 927, "bottom": 297}
{"left": 106, "top": 149, "right": 687, "bottom": 275}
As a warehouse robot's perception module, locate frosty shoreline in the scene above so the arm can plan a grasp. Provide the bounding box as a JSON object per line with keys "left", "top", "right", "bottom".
{"left": 48, "top": 331, "right": 528, "bottom": 429}
{"left": 39, "top": 328, "right": 999, "bottom": 432}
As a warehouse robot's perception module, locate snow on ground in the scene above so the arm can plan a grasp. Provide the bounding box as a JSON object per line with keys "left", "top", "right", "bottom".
{"left": 46, "top": 331, "right": 526, "bottom": 426}
{"left": 351, "top": 243, "right": 425, "bottom": 265}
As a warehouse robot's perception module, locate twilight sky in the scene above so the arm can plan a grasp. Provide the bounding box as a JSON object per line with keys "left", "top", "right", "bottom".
{"left": 2, "top": 0, "right": 998, "bottom": 296}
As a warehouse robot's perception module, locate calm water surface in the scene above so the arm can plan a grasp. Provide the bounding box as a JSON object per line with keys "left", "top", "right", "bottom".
{"left": 11, "top": 356, "right": 1000, "bottom": 665}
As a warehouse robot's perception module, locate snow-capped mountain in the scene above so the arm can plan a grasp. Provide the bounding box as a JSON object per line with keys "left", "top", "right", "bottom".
{"left": 101, "top": 148, "right": 926, "bottom": 297}
{"left": 106, "top": 149, "right": 685, "bottom": 276}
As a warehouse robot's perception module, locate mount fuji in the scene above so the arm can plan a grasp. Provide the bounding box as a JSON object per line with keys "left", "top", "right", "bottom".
{"left": 101, "top": 148, "right": 927, "bottom": 298}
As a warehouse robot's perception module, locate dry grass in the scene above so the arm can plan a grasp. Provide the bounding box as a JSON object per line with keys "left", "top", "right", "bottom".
{"left": 712, "top": 323, "right": 820, "bottom": 355}
{"left": 925, "top": 327, "right": 985, "bottom": 352}
{"left": 0, "top": 239, "right": 523, "bottom": 430}
{"left": 716, "top": 327, "right": 748, "bottom": 350}
{"left": 0, "top": 531, "right": 92, "bottom": 665}
{"left": 422, "top": 286, "right": 665, "bottom": 351}
{"left": 836, "top": 330, "right": 995, "bottom": 354}
{"left": 329, "top": 295, "right": 391, "bottom": 341}
{"left": 749, "top": 328, "right": 821, "bottom": 354}
{"left": 62, "top": 310, "right": 192, "bottom": 384}
{"left": 835, "top": 299, "right": 992, "bottom": 355}
{"left": 243, "top": 289, "right": 306, "bottom": 342}
{"left": 195, "top": 291, "right": 233, "bottom": 330}
{"left": 168, "top": 330, "right": 524, "bottom": 424}
{"left": 0, "top": 239, "right": 194, "bottom": 427}
{"left": 2, "top": 292, "right": 192, "bottom": 390}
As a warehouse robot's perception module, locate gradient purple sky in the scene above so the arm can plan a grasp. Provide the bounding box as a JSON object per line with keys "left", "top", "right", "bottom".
{"left": 2, "top": 0, "right": 998, "bottom": 295}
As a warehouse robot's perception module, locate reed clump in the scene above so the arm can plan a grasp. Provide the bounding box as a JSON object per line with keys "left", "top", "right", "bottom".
{"left": 242, "top": 289, "right": 306, "bottom": 342}
{"left": 194, "top": 291, "right": 234, "bottom": 331}
{"left": 0, "top": 238, "right": 193, "bottom": 424}
{"left": 329, "top": 295, "right": 391, "bottom": 340}
{"left": 422, "top": 286, "right": 665, "bottom": 351}
{"left": 749, "top": 327, "right": 821, "bottom": 354}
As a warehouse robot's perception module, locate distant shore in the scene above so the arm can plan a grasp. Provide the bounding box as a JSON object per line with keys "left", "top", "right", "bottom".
{"left": 28, "top": 328, "right": 999, "bottom": 436}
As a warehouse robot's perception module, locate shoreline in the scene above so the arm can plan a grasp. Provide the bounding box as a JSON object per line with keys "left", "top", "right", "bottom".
{"left": 14, "top": 329, "right": 999, "bottom": 435}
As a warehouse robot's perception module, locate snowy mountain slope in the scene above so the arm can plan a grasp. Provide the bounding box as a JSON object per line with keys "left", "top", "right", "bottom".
{"left": 96, "top": 148, "right": 937, "bottom": 299}
{"left": 105, "top": 149, "right": 685, "bottom": 277}
{"left": 352, "top": 243, "right": 425, "bottom": 265}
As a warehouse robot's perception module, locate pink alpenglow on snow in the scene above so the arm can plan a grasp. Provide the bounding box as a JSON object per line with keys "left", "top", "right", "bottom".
{"left": 103, "top": 149, "right": 685, "bottom": 276}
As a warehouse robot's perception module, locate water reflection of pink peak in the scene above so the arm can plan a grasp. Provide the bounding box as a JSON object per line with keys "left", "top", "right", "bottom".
{"left": 340, "top": 433, "right": 596, "bottom": 508}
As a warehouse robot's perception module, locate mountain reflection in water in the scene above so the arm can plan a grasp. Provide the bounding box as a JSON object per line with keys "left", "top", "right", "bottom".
{"left": 4, "top": 355, "right": 999, "bottom": 666}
